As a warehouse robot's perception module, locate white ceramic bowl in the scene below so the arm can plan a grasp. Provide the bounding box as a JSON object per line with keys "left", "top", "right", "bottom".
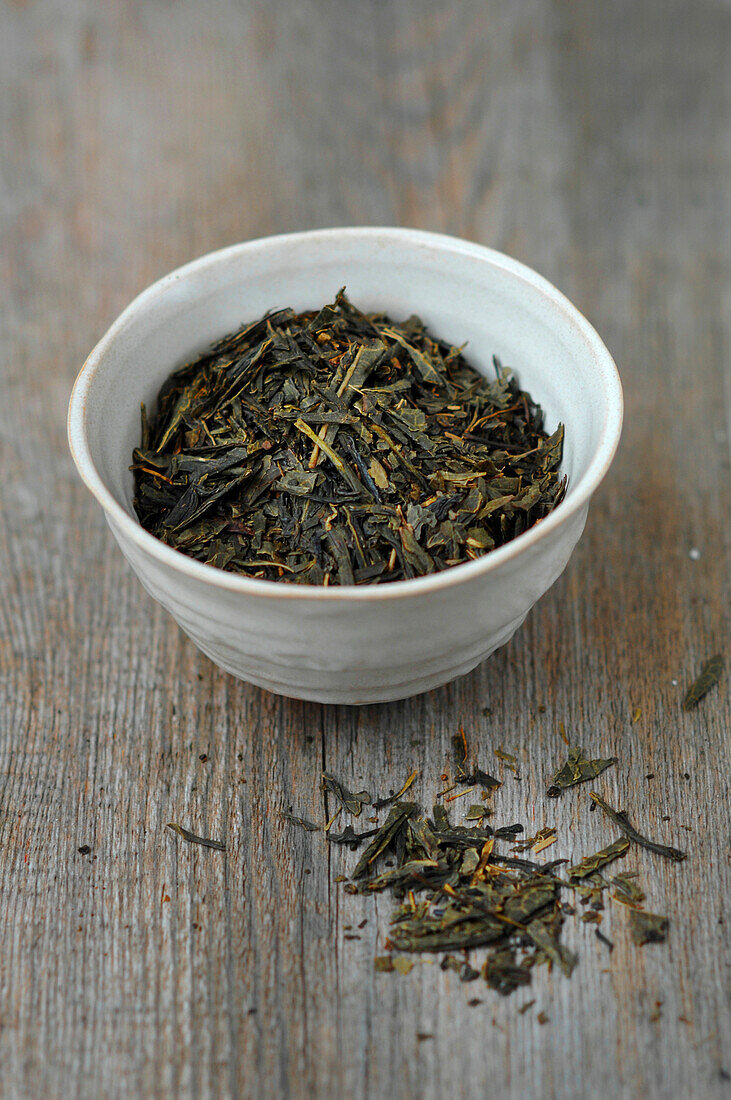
{"left": 68, "top": 228, "right": 622, "bottom": 704}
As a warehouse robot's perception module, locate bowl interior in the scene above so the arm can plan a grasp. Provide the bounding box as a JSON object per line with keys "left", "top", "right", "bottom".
{"left": 71, "top": 229, "right": 620, "bottom": 555}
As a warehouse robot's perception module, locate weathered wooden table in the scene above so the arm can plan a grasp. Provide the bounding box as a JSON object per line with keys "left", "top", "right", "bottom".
{"left": 1, "top": 2, "right": 728, "bottom": 1097}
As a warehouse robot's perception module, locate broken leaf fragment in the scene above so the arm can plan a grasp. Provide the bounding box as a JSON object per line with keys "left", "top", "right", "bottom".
{"left": 629, "top": 910, "right": 669, "bottom": 945}
{"left": 546, "top": 745, "right": 617, "bottom": 797}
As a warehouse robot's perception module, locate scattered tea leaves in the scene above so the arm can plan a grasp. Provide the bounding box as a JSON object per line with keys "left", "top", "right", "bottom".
{"left": 682, "top": 654, "right": 724, "bottom": 710}
{"left": 589, "top": 793, "right": 686, "bottom": 862}
{"left": 166, "top": 822, "right": 226, "bottom": 851}
{"left": 629, "top": 910, "right": 669, "bottom": 945}
{"left": 546, "top": 746, "right": 617, "bottom": 797}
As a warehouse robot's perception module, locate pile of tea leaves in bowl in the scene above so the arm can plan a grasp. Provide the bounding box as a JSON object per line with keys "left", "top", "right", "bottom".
{"left": 132, "top": 290, "right": 565, "bottom": 585}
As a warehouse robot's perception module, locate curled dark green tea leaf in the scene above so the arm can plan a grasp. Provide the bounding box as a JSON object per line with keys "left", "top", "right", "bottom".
{"left": 133, "top": 291, "right": 566, "bottom": 586}
{"left": 629, "top": 910, "right": 669, "bottom": 945}
{"left": 546, "top": 745, "right": 617, "bottom": 797}
{"left": 166, "top": 822, "right": 226, "bottom": 851}
{"left": 567, "top": 837, "right": 629, "bottom": 879}
{"left": 681, "top": 654, "right": 724, "bottom": 710}
{"left": 589, "top": 793, "right": 686, "bottom": 862}
{"left": 321, "top": 772, "right": 371, "bottom": 816}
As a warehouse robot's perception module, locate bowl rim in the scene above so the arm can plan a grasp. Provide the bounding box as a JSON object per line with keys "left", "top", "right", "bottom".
{"left": 67, "top": 226, "right": 623, "bottom": 603}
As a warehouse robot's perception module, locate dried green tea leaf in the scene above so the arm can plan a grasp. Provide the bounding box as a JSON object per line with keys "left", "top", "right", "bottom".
{"left": 452, "top": 727, "right": 469, "bottom": 768}
{"left": 629, "top": 910, "right": 669, "bottom": 945}
{"left": 546, "top": 746, "right": 618, "bottom": 797}
{"left": 464, "top": 804, "right": 490, "bottom": 823}
{"left": 321, "top": 773, "right": 371, "bottom": 816}
{"left": 470, "top": 768, "right": 502, "bottom": 791}
{"left": 166, "top": 822, "right": 226, "bottom": 851}
{"left": 568, "top": 837, "right": 630, "bottom": 879}
{"left": 493, "top": 823, "right": 525, "bottom": 840}
{"left": 326, "top": 824, "right": 380, "bottom": 848}
{"left": 374, "top": 956, "right": 394, "bottom": 972}
{"left": 372, "top": 770, "right": 418, "bottom": 809}
{"left": 482, "top": 947, "right": 533, "bottom": 996}
{"left": 495, "top": 747, "right": 521, "bottom": 779}
{"left": 682, "top": 654, "right": 724, "bottom": 710}
{"left": 610, "top": 872, "right": 646, "bottom": 908}
{"left": 351, "top": 802, "right": 417, "bottom": 879}
{"left": 352, "top": 858, "right": 442, "bottom": 895}
{"left": 440, "top": 956, "right": 480, "bottom": 982}
{"left": 280, "top": 811, "right": 320, "bottom": 832}
{"left": 512, "top": 827, "right": 557, "bottom": 853}
{"left": 589, "top": 793, "right": 687, "bottom": 862}
{"left": 524, "top": 920, "right": 578, "bottom": 978}
{"left": 495, "top": 747, "right": 518, "bottom": 765}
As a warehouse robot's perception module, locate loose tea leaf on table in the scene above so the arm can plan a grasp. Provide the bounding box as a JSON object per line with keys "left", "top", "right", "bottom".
{"left": 372, "top": 770, "right": 418, "bottom": 810}
{"left": 629, "top": 910, "right": 669, "bottom": 945}
{"left": 546, "top": 746, "right": 617, "bottom": 797}
{"left": 280, "top": 811, "right": 320, "bottom": 832}
{"left": 132, "top": 290, "right": 566, "bottom": 586}
{"left": 350, "top": 802, "right": 418, "bottom": 879}
{"left": 567, "top": 837, "right": 630, "bottom": 879}
{"left": 321, "top": 772, "right": 371, "bottom": 816}
{"left": 610, "top": 872, "right": 646, "bottom": 907}
{"left": 589, "top": 793, "right": 687, "bottom": 862}
{"left": 166, "top": 822, "right": 226, "bottom": 851}
{"left": 326, "top": 824, "right": 380, "bottom": 848}
{"left": 681, "top": 654, "right": 724, "bottom": 710}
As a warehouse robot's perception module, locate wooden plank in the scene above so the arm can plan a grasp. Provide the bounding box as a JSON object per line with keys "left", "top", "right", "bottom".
{"left": 0, "top": 1, "right": 728, "bottom": 1097}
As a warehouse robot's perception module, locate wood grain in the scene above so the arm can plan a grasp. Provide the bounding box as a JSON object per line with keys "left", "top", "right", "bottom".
{"left": 0, "top": 1, "right": 728, "bottom": 1097}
